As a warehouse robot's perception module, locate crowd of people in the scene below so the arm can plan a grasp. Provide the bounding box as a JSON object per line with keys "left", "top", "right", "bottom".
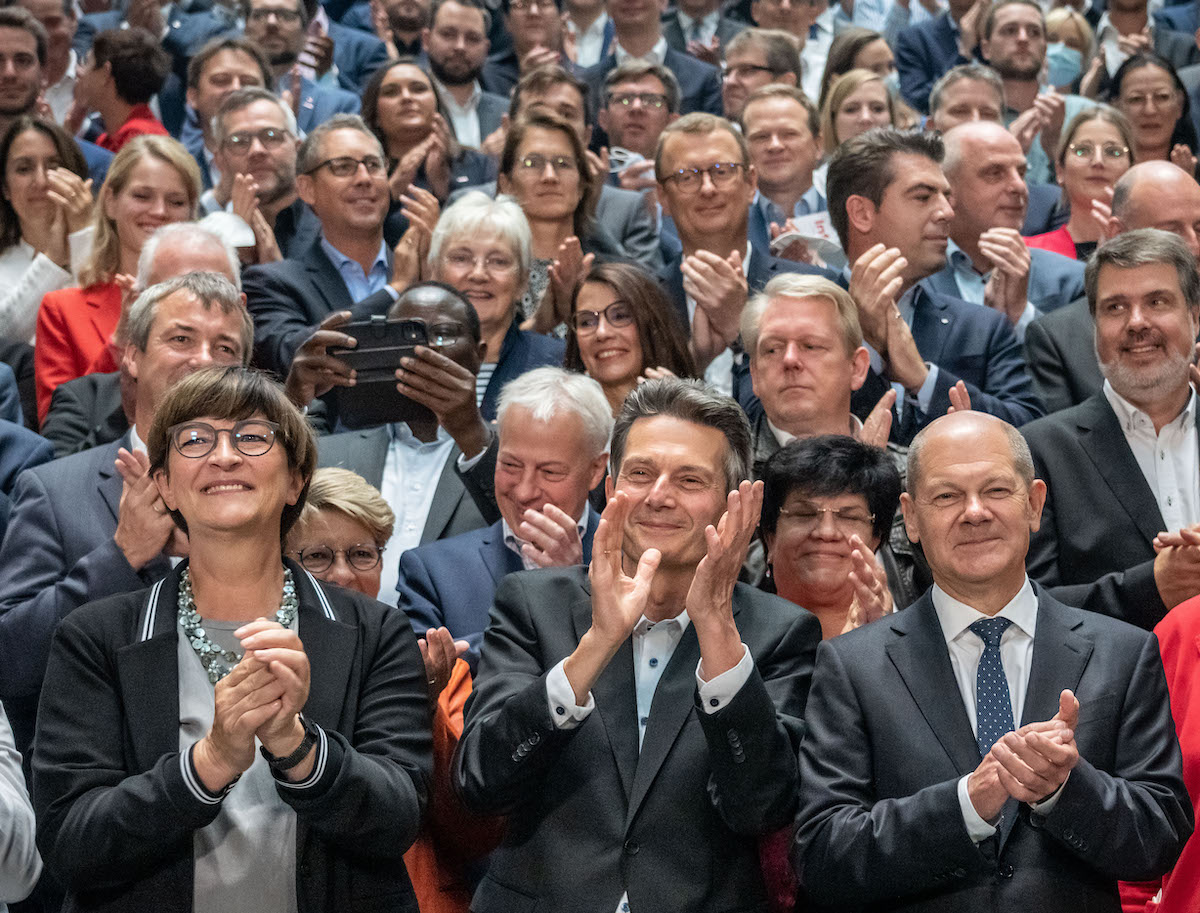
{"left": 0, "top": 0, "right": 1193, "bottom": 908}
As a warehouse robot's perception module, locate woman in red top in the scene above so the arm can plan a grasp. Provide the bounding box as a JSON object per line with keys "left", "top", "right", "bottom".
{"left": 1025, "top": 106, "right": 1135, "bottom": 261}
{"left": 34, "top": 134, "right": 200, "bottom": 422}
{"left": 71, "top": 28, "right": 170, "bottom": 152}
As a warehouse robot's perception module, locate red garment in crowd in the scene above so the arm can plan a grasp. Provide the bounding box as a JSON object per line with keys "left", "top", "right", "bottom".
{"left": 96, "top": 104, "right": 169, "bottom": 153}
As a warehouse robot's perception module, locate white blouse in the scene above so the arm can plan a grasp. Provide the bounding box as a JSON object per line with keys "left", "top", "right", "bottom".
{"left": 0, "top": 225, "right": 94, "bottom": 344}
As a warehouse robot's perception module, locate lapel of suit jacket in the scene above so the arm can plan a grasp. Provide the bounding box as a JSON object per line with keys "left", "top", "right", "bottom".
{"left": 1074, "top": 395, "right": 1166, "bottom": 543}
{"left": 97, "top": 436, "right": 127, "bottom": 525}
{"left": 358, "top": 427, "right": 389, "bottom": 489}
{"left": 659, "top": 253, "right": 689, "bottom": 331}
{"left": 910, "top": 286, "right": 955, "bottom": 367}
{"left": 421, "top": 445, "right": 465, "bottom": 544}
{"left": 478, "top": 521, "right": 522, "bottom": 584}
{"left": 572, "top": 576, "right": 638, "bottom": 802}
{"left": 305, "top": 239, "right": 355, "bottom": 315}
{"left": 292, "top": 566, "right": 358, "bottom": 732}
{"left": 884, "top": 594, "right": 981, "bottom": 776}
{"left": 921, "top": 267, "right": 960, "bottom": 301}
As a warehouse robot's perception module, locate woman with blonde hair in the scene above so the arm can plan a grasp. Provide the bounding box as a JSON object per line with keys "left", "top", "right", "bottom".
{"left": 820, "top": 69, "right": 896, "bottom": 156}
{"left": 33, "top": 133, "right": 200, "bottom": 421}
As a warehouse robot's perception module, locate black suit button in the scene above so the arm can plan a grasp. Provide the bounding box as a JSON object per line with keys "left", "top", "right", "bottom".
{"left": 624, "top": 840, "right": 640, "bottom": 855}
{"left": 511, "top": 752, "right": 521, "bottom": 762}
{"left": 529, "top": 732, "right": 541, "bottom": 746}
{"left": 1000, "top": 864, "right": 1014, "bottom": 879}
{"left": 953, "top": 868, "right": 966, "bottom": 878}
{"left": 709, "top": 698, "right": 720, "bottom": 707}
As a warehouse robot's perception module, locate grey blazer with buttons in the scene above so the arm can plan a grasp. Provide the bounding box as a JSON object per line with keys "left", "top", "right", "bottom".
{"left": 454, "top": 566, "right": 820, "bottom": 913}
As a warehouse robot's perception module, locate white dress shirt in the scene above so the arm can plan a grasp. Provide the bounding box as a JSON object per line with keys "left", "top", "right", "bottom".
{"left": 800, "top": 7, "right": 836, "bottom": 103}
{"left": 434, "top": 76, "right": 483, "bottom": 149}
{"left": 932, "top": 579, "right": 1064, "bottom": 841}
{"left": 0, "top": 226, "right": 92, "bottom": 343}
{"left": 380, "top": 424, "right": 456, "bottom": 605}
{"left": 614, "top": 35, "right": 668, "bottom": 67}
{"left": 544, "top": 607, "right": 754, "bottom": 913}
{"left": 43, "top": 49, "right": 78, "bottom": 125}
{"left": 567, "top": 11, "right": 610, "bottom": 67}
{"left": 1103, "top": 381, "right": 1199, "bottom": 533}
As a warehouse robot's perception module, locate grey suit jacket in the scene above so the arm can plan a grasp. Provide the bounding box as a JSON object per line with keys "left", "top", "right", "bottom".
{"left": 1022, "top": 296, "right": 1102, "bottom": 414}
{"left": 316, "top": 425, "right": 487, "bottom": 545}
{"left": 662, "top": 13, "right": 746, "bottom": 53}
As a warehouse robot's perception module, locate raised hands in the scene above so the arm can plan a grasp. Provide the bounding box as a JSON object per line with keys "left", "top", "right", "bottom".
{"left": 395, "top": 343, "right": 490, "bottom": 457}
{"left": 860, "top": 389, "right": 896, "bottom": 449}
{"left": 419, "top": 626, "right": 469, "bottom": 699}
{"left": 848, "top": 244, "right": 906, "bottom": 353}
{"left": 389, "top": 186, "right": 440, "bottom": 293}
{"left": 518, "top": 503, "right": 584, "bottom": 568}
{"left": 841, "top": 535, "right": 893, "bottom": 634}
{"left": 528, "top": 236, "right": 593, "bottom": 333}
{"left": 980, "top": 228, "right": 1031, "bottom": 327}
{"left": 116, "top": 448, "right": 178, "bottom": 570}
{"left": 683, "top": 248, "right": 748, "bottom": 369}
{"left": 284, "top": 310, "right": 357, "bottom": 408}
{"left": 42, "top": 169, "right": 93, "bottom": 269}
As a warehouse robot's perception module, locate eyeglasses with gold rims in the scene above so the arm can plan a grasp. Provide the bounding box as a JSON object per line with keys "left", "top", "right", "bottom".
{"left": 778, "top": 503, "right": 875, "bottom": 534}
{"left": 292, "top": 543, "right": 385, "bottom": 573}
{"left": 660, "top": 162, "right": 745, "bottom": 193}
{"left": 168, "top": 420, "right": 280, "bottom": 459}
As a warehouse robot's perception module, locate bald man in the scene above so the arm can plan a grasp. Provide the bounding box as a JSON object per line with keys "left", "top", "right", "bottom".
{"left": 921, "top": 122, "right": 1085, "bottom": 342}
{"left": 795, "top": 408, "right": 1191, "bottom": 911}
{"left": 1024, "top": 161, "right": 1200, "bottom": 412}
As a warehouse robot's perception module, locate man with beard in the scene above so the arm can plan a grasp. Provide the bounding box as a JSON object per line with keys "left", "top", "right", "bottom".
{"left": 209, "top": 87, "right": 319, "bottom": 258}
{"left": 1023, "top": 229, "right": 1200, "bottom": 630}
{"left": 423, "top": 0, "right": 506, "bottom": 149}
{"left": 356, "top": 0, "right": 431, "bottom": 56}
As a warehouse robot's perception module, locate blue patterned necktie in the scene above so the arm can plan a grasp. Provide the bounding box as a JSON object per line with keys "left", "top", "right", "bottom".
{"left": 970, "top": 617, "right": 1014, "bottom": 757}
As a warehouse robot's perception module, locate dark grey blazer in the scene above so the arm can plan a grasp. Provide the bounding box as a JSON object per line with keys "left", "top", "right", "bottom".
{"left": 1023, "top": 296, "right": 1104, "bottom": 414}
{"left": 662, "top": 13, "right": 746, "bottom": 54}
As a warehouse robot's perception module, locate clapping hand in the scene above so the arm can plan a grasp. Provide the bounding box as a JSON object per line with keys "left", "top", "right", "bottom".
{"left": 842, "top": 534, "right": 893, "bottom": 633}
{"left": 418, "top": 626, "right": 468, "bottom": 700}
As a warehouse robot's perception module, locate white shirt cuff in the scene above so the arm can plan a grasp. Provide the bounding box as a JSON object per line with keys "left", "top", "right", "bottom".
{"left": 1013, "top": 300, "right": 1038, "bottom": 343}
{"left": 696, "top": 643, "right": 753, "bottom": 714}
{"left": 456, "top": 444, "right": 488, "bottom": 473}
{"left": 1029, "top": 773, "right": 1068, "bottom": 816}
{"left": 546, "top": 658, "right": 595, "bottom": 729}
{"left": 958, "top": 774, "right": 998, "bottom": 843}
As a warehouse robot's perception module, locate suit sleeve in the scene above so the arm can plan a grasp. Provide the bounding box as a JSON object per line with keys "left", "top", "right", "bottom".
{"left": 694, "top": 606, "right": 819, "bottom": 836}
{"left": 40, "top": 381, "right": 94, "bottom": 458}
{"left": 454, "top": 432, "right": 500, "bottom": 525}
{"left": 0, "top": 467, "right": 148, "bottom": 699}
{"left": 396, "top": 549, "right": 484, "bottom": 669}
{"left": 794, "top": 640, "right": 991, "bottom": 906}
{"left": 894, "top": 27, "right": 968, "bottom": 114}
{"left": 1032, "top": 632, "right": 1193, "bottom": 880}
{"left": 1023, "top": 315, "right": 1076, "bottom": 414}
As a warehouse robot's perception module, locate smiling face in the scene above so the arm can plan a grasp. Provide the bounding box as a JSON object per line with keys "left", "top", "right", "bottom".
{"left": 743, "top": 94, "right": 821, "bottom": 197}
{"left": 498, "top": 124, "right": 583, "bottom": 224}
{"left": 433, "top": 232, "right": 522, "bottom": 335}
{"left": 296, "top": 127, "right": 389, "bottom": 237}
{"left": 1094, "top": 260, "right": 1198, "bottom": 403}
{"left": 374, "top": 62, "right": 438, "bottom": 142}
{"left": 656, "top": 127, "right": 756, "bottom": 247}
{"left": 4, "top": 127, "right": 63, "bottom": 231}
{"left": 287, "top": 508, "right": 383, "bottom": 597}
{"left": 0, "top": 27, "right": 41, "bottom": 117}
{"left": 901, "top": 415, "right": 1045, "bottom": 608}
{"left": 104, "top": 155, "right": 194, "bottom": 260}
{"left": 833, "top": 80, "right": 891, "bottom": 144}
{"left": 611, "top": 414, "right": 729, "bottom": 570}
{"left": 1059, "top": 118, "right": 1131, "bottom": 207}
{"left": 1116, "top": 63, "right": 1183, "bottom": 155}
{"left": 155, "top": 412, "right": 304, "bottom": 539}
{"left": 573, "top": 280, "right": 644, "bottom": 390}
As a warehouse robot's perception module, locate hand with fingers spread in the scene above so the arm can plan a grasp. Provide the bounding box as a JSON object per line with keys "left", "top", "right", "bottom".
{"left": 842, "top": 535, "right": 892, "bottom": 633}
{"left": 419, "top": 626, "right": 468, "bottom": 699}
{"left": 687, "top": 480, "right": 763, "bottom": 678}
{"left": 617, "top": 160, "right": 657, "bottom": 193}
{"left": 115, "top": 447, "right": 178, "bottom": 569}
{"left": 564, "top": 492, "right": 661, "bottom": 703}
{"left": 860, "top": 389, "right": 896, "bottom": 449}
{"left": 395, "top": 344, "right": 490, "bottom": 457}
{"left": 230, "top": 172, "right": 261, "bottom": 227}
{"left": 947, "top": 379, "right": 972, "bottom": 414}
{"left": 284, "top": 310, "right": 357, "bottom": 408}
{"left": 956, "top": 0, "right": 987, "bottom": 58}
{"left": 530, "top": 236, "right": 593, "bottom": 334}
{"left": 980, "top": 227, "right": 1031, "bottom": 327}
{"left": 389, "top": 194, "right": 438, "bottom": 293}
{"left": 1008, "top": 105, "right": 1050, "bottom": 155}
{"left": 1171, "top": 144, "right": 1198, "bottom": 176}
{"left": 519, "top": 504, "right": 584, "bottom": 568}
{"left": 848, "top": 244, "right": 907, "bottom": 355}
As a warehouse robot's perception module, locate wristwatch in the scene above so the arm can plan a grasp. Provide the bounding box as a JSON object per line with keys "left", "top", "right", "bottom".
{"left": 260, "top": 714, "right": 319, "bottom": 772}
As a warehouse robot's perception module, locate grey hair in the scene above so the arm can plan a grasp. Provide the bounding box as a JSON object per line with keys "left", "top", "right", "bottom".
{"left": 136, "top": 223, "right": 241, "bottom": 291}
{"left": 428, "top": 191, "right": 532, "bottom": 292}
{"left": 296, "top": 113, "right": 383, "bottom": 175}
{"left": 907, "top": 416, "right": 1034, "bottom": 495}
{"left": 1084, "top": 228, "right": 1200, "bottom": 316}
{"left": 496, "top": 367, "right": 613, "bottom": 457}
{"left": 742, "top": 273, "right": 863, "bottom": 356}
{"left": 211, "top": 86, "right": 299, "bottom": 146}
{"left": 610, "top": 378, "right": 751, "bottom": 493}
{"left": 125, "top": 272, "right": 253, "bottom": 363}
{"left": 928, "top": 64, "right": 1005, "bottom": 120}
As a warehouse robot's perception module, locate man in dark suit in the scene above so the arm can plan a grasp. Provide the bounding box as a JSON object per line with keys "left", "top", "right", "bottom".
{"left": 310, "top": 0, "right": 392, "bottom": 92}
{"left": 662, "top": 0, "right": 746, "bottom": 62}
{"left": 720, "top": 27, "right": 801, "bottom": 122}
{"left": 242, "top": 114, "right": 404, "bottom": 377}
{"left": 1024, "top": 229, "right": 1200, "bottom": 631}
{"left": 794, "top": 408, "right": 1192, "bottom": 910}
{"left": 895, "top": 0, "right": 979, "bottom": 113}
{"left": 829, "top": 128, "right": 1043, "bottom": 444}
{"left": 455, "top": 377, "right": 821, "bottom": 911}
{"left": 1092, "top": 0, "right": 1200, "bottom": 97}
{"left": 73, "top": 0, "right": 235, "bottom": 72}
{"left": 1023, "top": 160, "right": 1200, "bottom": 412}
{"left": 580, "top": 0, "right": 723, "bottom": 117}
{"left": 597, "top": 60, "right": 680, "bottom": 195}
{"left": 0, "top": 273, "right": 251, "bottom": 757}
{"left": 478, "top": 0, "right": 567, "bottom": 97}
{"left": 928, "top": 121, "right": 1084, "bottom": 340}
{"left": 398, "top": 366, "right": 609, "bottom": 669}
{"left": 423, "top": 0, "right": 507, "bottom": 148}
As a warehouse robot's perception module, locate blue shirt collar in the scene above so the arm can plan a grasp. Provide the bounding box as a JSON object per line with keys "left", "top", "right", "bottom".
{"left": 319, "top": 234, "right": 389, "bottom": 274}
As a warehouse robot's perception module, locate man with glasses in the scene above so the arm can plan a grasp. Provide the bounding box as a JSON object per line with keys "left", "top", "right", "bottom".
{"left": 598, "top": 60, "right": 680, "bottom": 192}
{"left": 720, "top": 28, "right": 800, "bottom": 121}
{"left": 398, "top": 366, "right": 608, "bottom": 671}
{"left": 423, "top": 0, "right": 506, "bottom": 149}
{"left": 925, "top": 121, "right": 1084, "bottom": 341}
{"left": 318, "top": 282, "right": 492, "bottom": 607}
{"left": 243, "top": 114, "right": 418, "bottom": 378}
{"left": 208, "top": 86, "right": 319, "bottom": 258}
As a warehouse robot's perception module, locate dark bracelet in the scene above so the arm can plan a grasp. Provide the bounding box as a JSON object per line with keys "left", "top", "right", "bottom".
{"left": 260, "top": 715, "right": 318, "bottom": 772}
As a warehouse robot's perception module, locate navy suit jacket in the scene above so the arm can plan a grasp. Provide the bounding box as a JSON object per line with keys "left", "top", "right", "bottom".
{"left": 850, "top": 284, "right": 1044, "bottom": 443}
{"left": 397, "top": 511, "right": 600, "bottom": 672}
{"left": 583, "top": 46, "right": 722, "bottom": 117}
{"left": 0, "top": 418, "right": 53, "bottom": 547}
{"left": 922, "top": 247, "right": 1084, "bottom": 315}
{"left": 74, "top": 4, "right": 234, "bottom": 65}
{"left": 328, "top": 19, "right": 391, "bottom": 91}
{"left": 662, "top": 13, "right": 746, "bottom": 54}
{"left": 1023, "top": 182, "right": 1068, "bottom": 237}
{"left": 894, "top": 12, "right": 972, "bottom": 114}
{"left": 481, "top": 319, "right": 567, "bottom": 421}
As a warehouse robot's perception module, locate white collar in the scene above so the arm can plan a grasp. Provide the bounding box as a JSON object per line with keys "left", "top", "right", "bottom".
{"left": 932, "top": 577, "right": 1038, "bottom": 645}
{"left": 614, "top": 35, "right": 668, "bottom": 66}
{"left": 1103, "top": 379, "right": 1196, "bottom": 434}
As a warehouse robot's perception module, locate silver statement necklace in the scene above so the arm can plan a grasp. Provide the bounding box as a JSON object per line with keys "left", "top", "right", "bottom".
{"left": 177, "top": 567, "right": 299, "bottom": 684}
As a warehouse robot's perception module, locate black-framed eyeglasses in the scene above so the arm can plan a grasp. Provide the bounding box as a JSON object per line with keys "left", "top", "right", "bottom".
{"left": 660, "top": 162, "right": 744, "bottom": 193}
{"left": 223, "top": 127, "right": 290, "bottom": 155}
{"left": 305, "top": 155, "right": 387, "bottom": 177}
{"left": 722, "top": 62, "right": 774, "bottom": 80}
{"left": 778, "top": 503, "right": 875, "bottom": 533}
{"left": 248, "top": 7, "right": 303, "bottom": 22}
{"left": 571, "top": 301, "right": 635, "bottom": 334}
{"left": 517, "top": 153, "right": 577, "bottom": 174}
{"left": 293, "top": 543, "right": 384, "bottom": 573}
{"left": 608, "top": 92, "right": 668, "bottom": 110}
{"left": 1067, "top": 141, "right": 1129, "bottom": 161}
{"left": 169, "top": 420, "right": 280, "bottom": 459}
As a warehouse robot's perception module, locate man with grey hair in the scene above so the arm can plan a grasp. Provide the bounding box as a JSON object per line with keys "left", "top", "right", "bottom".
{"left": 242, "top": 113, "right": 433, "bottom": 377}
{"left": 0, "top": 271, "right": 251, "bottom": 771}
{"left": 398, "top": 365, "right": 610, "bottom": 671}
{"left": 796, "top": 408, "right": 1190, "bottom": 910}
{"left": 1023, "top": 228, "right": 1200, "bottom": 631}
{"left": 720, "top": 28, "right": 800, "bottom": 122}
{"left": 456, "top": 376, "right": 820, "bottom": 912}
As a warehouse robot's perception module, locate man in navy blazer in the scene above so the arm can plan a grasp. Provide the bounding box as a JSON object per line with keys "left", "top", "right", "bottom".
{"left": 895, "top": 0, "right": 978, "bottom": 113}
{"left": 398, "top": 368, "right": 611, "bottom": 671}
{"left": 927, "top": 122, "right": 1084, "bottom": 341}
{"left": 829, "top": 128, "right": 1043, "bottom": 444}
{"left": 74, "top": 1, "right": 235, "bottom": 70}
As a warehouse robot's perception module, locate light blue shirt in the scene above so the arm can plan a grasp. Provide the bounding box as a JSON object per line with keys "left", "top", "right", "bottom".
{"left": 946, "top": 238, "right": 1036, "bottom": 340}
{"left": 319, "top": 234, "right": 391, "bottom": 303}
{"left": 754, "top": 186, "right": 826, "bottom": 232}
